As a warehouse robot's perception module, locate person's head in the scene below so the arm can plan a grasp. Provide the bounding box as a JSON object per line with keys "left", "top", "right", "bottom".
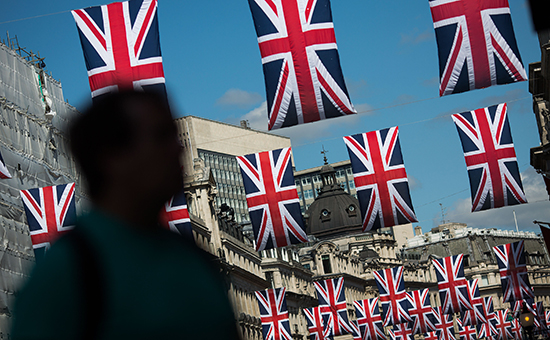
{"left": 69, "top": 91, "right": 182, "bottom": 209}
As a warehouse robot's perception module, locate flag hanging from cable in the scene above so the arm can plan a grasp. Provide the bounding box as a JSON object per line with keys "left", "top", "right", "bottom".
{"left": 493, "top": 240, "right": 534, "bottom": 303}
{"left": 407, "top": 288, "right": 437, "bottom": 334}
{"left": 343, "top": 126, "right": 417, "bottom": 231}
{"left": 0, "top": 150, "right": 11, "bottom": 179}
{"left": 247, "top": 0, "right": 356, "bottom": 130}
{"left": 433, "top": 254, "right": 472, "bottom": 314}
{"left": 237, "top": 147, "right": 307, "bottom": 251}
{"left": 353, "top": 297, "right": 386, "bottom": 340}
{"left": 452, "top": 103, "right": 527, "bottom": 212}
{"left": 428, "top": 0, "right": 526, "bottom": 96}
{"left": 20, "top": 183, "right": 76, "bottom": 259}
{"left": 314, "top": 277, "right": 353, "bottom": 337}
{"left": 373, "top": 266, "right": 412, "bottom": 326}
{"left": 304, "top": 306, "right": 329, "bottom": 340}
{"left": 461, "top": 279, "right": 486, "bottom": 326}
{"left": 72, "top": 0, "right": 166, "bottom": 99}
{"left": 255, "top": 288, "right": 293, "bottom": 340}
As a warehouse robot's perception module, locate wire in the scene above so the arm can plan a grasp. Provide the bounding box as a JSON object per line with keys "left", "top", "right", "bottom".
{"left": 0, "top": 10, "right": 71, "bottom": 25}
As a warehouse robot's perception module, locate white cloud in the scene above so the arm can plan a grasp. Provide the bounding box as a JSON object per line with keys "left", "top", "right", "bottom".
{"left": 238, "top": 101, "right": 269, "bottom": 131}
{"left": 442, "top": 167, "right": 550, "bottom": 232}
{"left": 216, "top": 88, "right": 263, "bottom": 108}
{"left": 400, "top": 29, "right": 432, "bottom": 45}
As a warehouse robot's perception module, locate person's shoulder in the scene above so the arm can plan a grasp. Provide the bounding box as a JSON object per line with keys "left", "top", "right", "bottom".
{"left": 11, "top": 231, "right": 83, "bottom": 339}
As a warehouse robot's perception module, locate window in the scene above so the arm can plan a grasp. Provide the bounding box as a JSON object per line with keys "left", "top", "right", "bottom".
{"left": 336, "top": 170, "right": 345, "bottom": 177}
{"left": 322, "top": 255, "right": 332, "bottom": 274}
{"left": 346, "top": 168, "right": 352, "bottom": 175}
{"left": 481, "top": 275, "right": 488, "bottom": 286}
{"left": 298, "top": 191, "right": 303, "bottom": 200}
{"left": 304, "top": 189, "right": 314, "bottom": 200}
{"left": 302, "top": 177, "right": 311, "bottom": 185}
{"left": 303, "top": 263, "right": 311, "bottom": 270}
{"left": 313, "top": 175, "right": 321, "bottom": 183}
{"left": 295, "top": 180, "right": 300, "bottom": 187}
{"left": 349, "top": 180, "right": 355, "bottom": 189}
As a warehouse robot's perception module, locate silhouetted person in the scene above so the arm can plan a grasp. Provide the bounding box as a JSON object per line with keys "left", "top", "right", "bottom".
{"left": 12, "top": 91, "right": 240, "bottom": 340}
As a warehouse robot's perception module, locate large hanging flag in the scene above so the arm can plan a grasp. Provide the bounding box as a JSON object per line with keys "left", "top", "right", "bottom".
{"left": 510, "top": 319, "right": 522, "bottom": 340}
{"left": 433, "top": 307, "right": 456, "bottom": 340}
{"left": 373, "top": 266, "right": 412, "bottom": 326}
{"left": 493, "top": 241, "right": 534, "bottom": 303}
{"left": 407, "top": 289, "right": 437, "bottom": 334}
{"left": 492, "top": 310, "right": 512, "bottom": 340}
{"left": 457, "top": 319, "right": 478, "bottom": 340}
{"left": 0, "top": 151, "right": 11, "bottom": 179}
{"left": 247, "top": 0, "right": 356, "bottom": 130}
{"left": 343, "top": 127, "right": 417, "bottom": 231}
{"left": 72, "top": 0, "right": 166, "bottom": 98}
{"left": 461, "top": 279, "right": 486, "bottom": 326}
{"left": 428, "top": 0, "right": 527, "bottom": 96}
{"left": 160, "top": 189, "right": 192, "bottom": 238}
{"left": 304, "top": 306, "right": 329, "bottom": 340}
{"left": 353, "top": 297, "right": 386, "bottom": 340}
{"left": 237, "top": 147, "right": 307, "bottom": 251}
{"left": 452, "top": 103, "right": 527, "bottom": 212}
{"left": 314, "top": 277, "right": 353, "bottom": 337}
{"left": 20, "top": 183, "right": 76, "bottom": 258}
{"left": 255, "top": 288, "right": 292, "bottom": 340}
{"left": 433, "top": 254, "right": 472, "bottom": 315}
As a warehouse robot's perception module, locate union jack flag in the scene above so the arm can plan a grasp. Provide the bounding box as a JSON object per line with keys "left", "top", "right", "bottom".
{"left": 20, "top": 183, "right": 76, "bottom": 258}
{"left": 478, "top": 320, "right": 497, "bottom": 340}
{"left": 353, "top": 297, "right": 386, "bottom": 340}
{"left": 491, "top": 310, "right": 512, "bottom": 340}
{"left": 425, "top": 331, "right": 439, "bottom": 340}
{"left": 493, "top": 241, "right": 533, "bottom": 303}
{"left": 72, "top": 0, "right": 166, "bottom": 98}
{"left": 428, "top": 0, "right": 527, "bottom": 96}
{"left": 0, "top": 150, "right": 11, "bottom": 179}
{"left": 407, "top": 289, "right": 437, "bottom": 334}
{"left": 433, "top": 307, "right": 456, "bottom": 340}
{"left": 389, "top": 323, "right": 414, "bottom": 340}
{"left": 478, "top": 308, "right": 498, "bottom": 340}
{"left": 433, "top": 254, "right": 472, "bottom": 315}
{"left": 160, "top": 189, "right": 192, "bottom": 238}
{"left": 314, "top": 277, "right": 353, "bottom": 337}
{"left": 304, "top": 306, "right": 329, "bottom": 340}
{"left": 373, "top": 266, "right": 412, "bottom": 326}
{"left": 247, "top": 0, "right": 356, "bottom": 130}
{"left": 452, "top": 103, "right": 527, "bottom": 212}
{"left": 343, "top": 127, "right": 417, "bottom": 231}
{"left": 461, "top": 279, "right": 486, "bottom": 326}
{"left": 534, "top": 302, "right": 547, "bottom": 336}
{"left": 510, "top": 319, "right": 522, "bottom": 340}
{"left": 255, "top": 288, "right": 292, "bottom": 340}
{"left": 457, "top": 318, "right": 478, "bottom": 340}
{"left": 511, "top": 299, "right": 535, "bottom": 319}
{"left": 546, "top": 310, "right": 550, "bottom": 331}
{"left": 237, "top": 147, "right": 307, "bottom": 251}
{"left": 350, "top": 320, "right": 363, "bottom": 340}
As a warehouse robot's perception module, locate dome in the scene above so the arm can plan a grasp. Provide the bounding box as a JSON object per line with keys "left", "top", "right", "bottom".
{"left": 305, "top": 163, "right": 362, "bottom": 238}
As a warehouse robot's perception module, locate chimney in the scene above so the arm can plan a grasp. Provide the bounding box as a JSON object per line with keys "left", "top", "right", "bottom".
{"left": 240, "top": 120, "right": 250, "bottom": 129}
{"left": 414, "top": 225, "right": 423, "bottom": 236}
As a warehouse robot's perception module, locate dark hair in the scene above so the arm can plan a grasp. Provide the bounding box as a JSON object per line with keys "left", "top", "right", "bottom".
{"left": 69, "top": 91, "right": 170, "bottom": 199}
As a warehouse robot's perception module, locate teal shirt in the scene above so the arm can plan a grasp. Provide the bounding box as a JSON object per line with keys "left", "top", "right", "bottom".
{"left": 12, "top": 209, "right": 239, "bottom": 340}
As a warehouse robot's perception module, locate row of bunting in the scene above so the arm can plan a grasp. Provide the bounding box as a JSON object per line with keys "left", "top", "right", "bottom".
{"left": 7, "top": 0, "right": 531, "bottom": 255}
{"left": 10, "top": 100, "right": 526, "bottom": 255}
{"left": 236, "top": 102, "right": 525, "bottom": 251}
{"left": 70, "top": 0, "right": 527, "bottom": 130}
{"left": 255, "top": 241, "right": 539, "bottom": 340}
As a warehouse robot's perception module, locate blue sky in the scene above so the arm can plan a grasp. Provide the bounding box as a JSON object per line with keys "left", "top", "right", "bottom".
{"left": 2, "top": 0, "right": 549, "bottom": 233}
